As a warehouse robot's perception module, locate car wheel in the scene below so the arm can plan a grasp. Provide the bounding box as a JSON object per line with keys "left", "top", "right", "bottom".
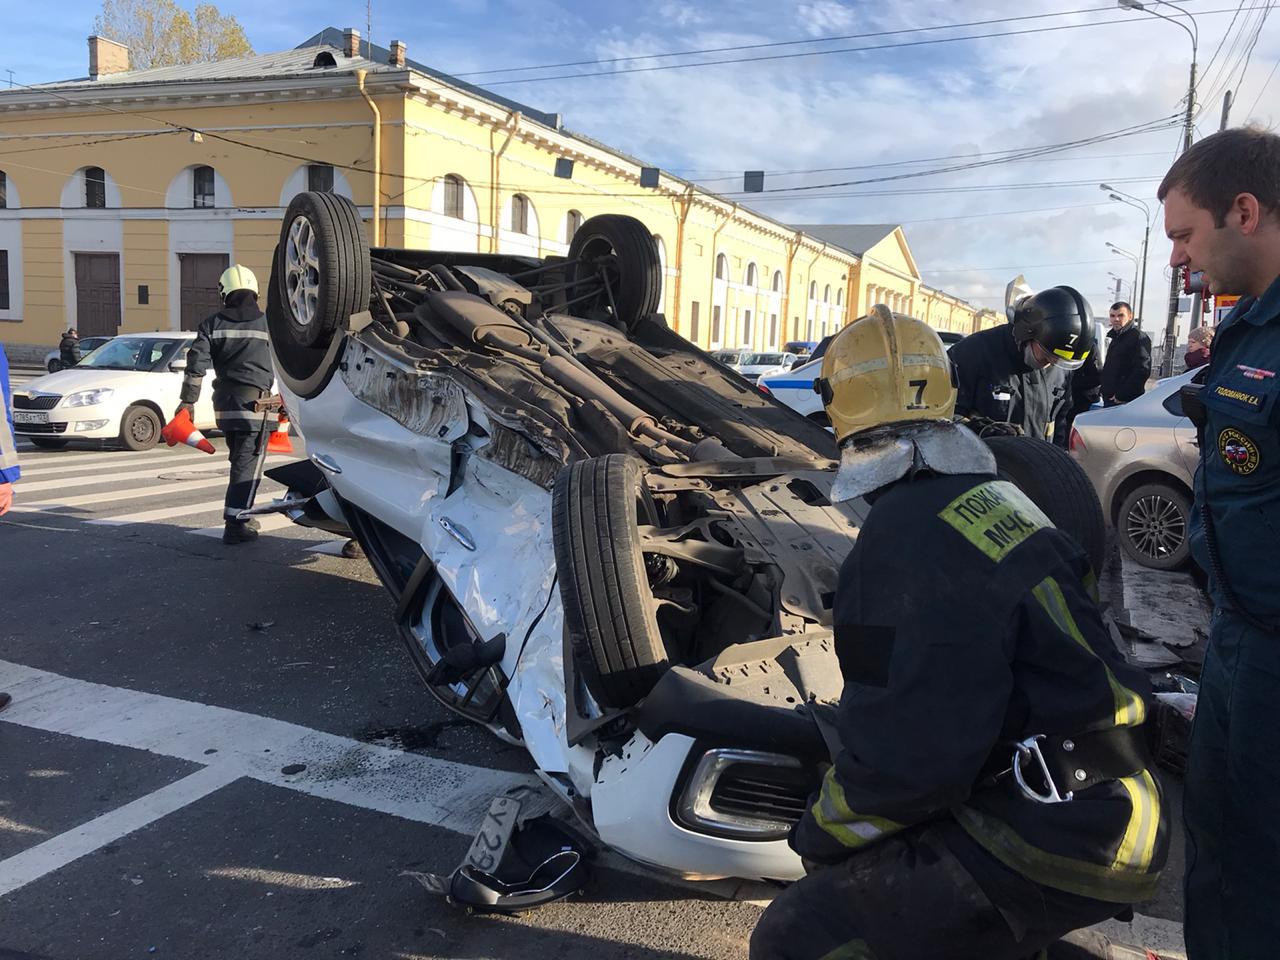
{"left": 47, "top": 359, "right": 62, "bottom": 374}
{"left": 29, "top": 437, "right": 69, "bottom": 449}
{"left": 983, "top": 435, "right": 1107, "bottom": 575}
{"left": 276, "top": 191, "right": 371, "bottom": 348}
{"left": 552, "top": 454, "right": 670, "bottom": 709}
{"left": 1117, "top": 482, "right": 1191, "bottom": 570}
{"left": 119, "top": 405, "right": 162, "bottom": 451}
{"left": 566, "top": 214, "right": 662, "bottom": 332}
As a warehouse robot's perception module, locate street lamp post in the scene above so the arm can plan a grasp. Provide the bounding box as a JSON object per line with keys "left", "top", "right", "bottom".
{"left": 1117, "top": 0, "right": 1198, "bottom": 375}
{"left": 1100, "top": 184, "right": 1152, "bottom": 329}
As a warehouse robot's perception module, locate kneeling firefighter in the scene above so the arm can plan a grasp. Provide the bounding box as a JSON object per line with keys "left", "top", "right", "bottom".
{"left": 175, "top": 264, "right": 273, "bottom": 545}
{"left": 749, "top": 307, "right": 1167, "bottom": 960}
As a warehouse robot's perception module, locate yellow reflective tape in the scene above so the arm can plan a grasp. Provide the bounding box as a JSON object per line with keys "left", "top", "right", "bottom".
{"left": 939, "top": 480, "right": 1052, "bottom": 562}
{"left": 812, "top": 768, "right": 904, "bottom": 848}
{"left": 1082, "top": 569, "right": 1100, "bottom": 604}
{"left": 1032, "top": 578, "right": 1146, "bottom": 727}
{"left": 1053, "top": 347, "right": 1092, "bottom": 361}
{"left": 819, "top": 940, "right": 877, "bottom": 960}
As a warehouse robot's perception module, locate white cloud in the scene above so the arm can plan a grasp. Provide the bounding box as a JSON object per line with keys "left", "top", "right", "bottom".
{"left": 796, "top": 1, "right": 859, "bottom": 38}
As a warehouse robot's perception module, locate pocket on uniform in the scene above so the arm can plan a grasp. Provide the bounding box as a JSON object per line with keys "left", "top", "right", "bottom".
{"left": 1203, "top": 368, "right": 1278, "bottom": 425}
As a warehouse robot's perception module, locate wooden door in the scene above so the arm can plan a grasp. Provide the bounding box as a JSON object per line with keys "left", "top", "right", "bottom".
{"left": 179, "top": 253, "right": 229, "bottom": 331}
{"left": 74, "top": 253, "right": 121, "bottom": 338}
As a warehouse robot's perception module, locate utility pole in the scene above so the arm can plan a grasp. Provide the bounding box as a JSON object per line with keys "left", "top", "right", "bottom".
{"left": 1187, "top": 91, "right": 1234, "bottom": 335}
{"left": 366, "top": 0, "right": 373, "bottom": 59}
{"left": 1220, "top": 90, "right": 1233, "bottom": 130}
{"left": 1162, "top": 59, "right": 1197, "bottom": 376}
{"left": 1115, "top": 276, "right": 1124, "bottom": 302}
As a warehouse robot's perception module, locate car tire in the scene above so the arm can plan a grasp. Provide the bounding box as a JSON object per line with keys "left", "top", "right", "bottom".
{"left": 983, "top": 435, "right": 1107, "bottom": 575}
{"left": 29, "top": 437, "right": 69, "bottom": 449}
{"left": 1117, "top": 482, "right": 1191, "bottom": 570}
{"left": 566, "top": 214, "right": 662, "bottom": 331}
{"left": 276, "top": 191, "right": 371, "bottom": 348}
{"left": 47, "top": 359, "right": 63, "bottom": 374}
{"left": 119, "top": 405, "right": 162, "bottom": 451}
{"left": 552, "top": 454, "right": 670, "bottom": 709}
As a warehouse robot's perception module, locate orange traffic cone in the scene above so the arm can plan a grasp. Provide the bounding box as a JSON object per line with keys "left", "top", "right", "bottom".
{"left": 267, "top": 410, "right": 294, "bottom": 454}
{"left": 161, "top": 409, "right": 216, "bottom": 454}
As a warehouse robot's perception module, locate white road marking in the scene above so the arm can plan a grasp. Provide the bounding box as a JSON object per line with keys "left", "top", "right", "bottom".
{"left": 0, "top": 660, "right": 545, "bottom": 838}
{"left": 15, "top": 475, "right": 234, "bottom": 511}
{"left": 86, "top": 499, "right": 229, "bottom": 526}
{"left": 18, "top": 461, "right": 230, "bottom": 494}
{"left": 189, "top": 513, "right": 296, "bottom": 538}
{"left": 16, "top": 451, "right": 207, "bottom": 478}
{"left": 0, "top": 765, "right": 241, "bottom": 897}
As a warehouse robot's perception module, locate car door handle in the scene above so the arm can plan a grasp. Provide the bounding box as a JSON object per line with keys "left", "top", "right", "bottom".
{"left": 311, "top": 453, "right": 342, "bottom": 475}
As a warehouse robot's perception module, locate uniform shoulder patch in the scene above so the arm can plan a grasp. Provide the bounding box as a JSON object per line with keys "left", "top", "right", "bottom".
{"left": 1218, "top": 427, "right": 1261, "bottom": 475}
{"left": 939, "top": 480, "right": 1052, "bottom": 562}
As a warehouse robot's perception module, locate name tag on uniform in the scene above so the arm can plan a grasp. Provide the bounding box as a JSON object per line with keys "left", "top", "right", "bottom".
{"left": 993, "top": 390, "right": 1012, "bottom": 402}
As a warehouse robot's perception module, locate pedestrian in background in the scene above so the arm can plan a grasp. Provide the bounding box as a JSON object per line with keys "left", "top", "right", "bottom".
{"left": 1184, "top": 325, "right": 1214, "bottom": 369}
{"left": 1159, "top": 126, "right": 1280, "bottom": 960}
{"left": 1100, "top": 302, "right": 1151, "bottom": 405}
{"left": 175, "top": 264, "right": 272, "bottom": 545}
{"left": 1, "top": 341, "right": 20, "bottom": 517}
{"left": 58, "top": 328, "right": 81, "bottom": 369}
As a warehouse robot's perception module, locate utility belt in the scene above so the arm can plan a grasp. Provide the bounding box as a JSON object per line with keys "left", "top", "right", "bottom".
{"left": 213, "top": 383, "right": 270, "bottom": 407}
{"left": 978, "top": 725, "right": 1151, "bottom": 805}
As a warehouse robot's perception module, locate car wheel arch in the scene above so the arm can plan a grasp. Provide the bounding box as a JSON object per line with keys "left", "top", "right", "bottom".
{"left": 1109, "top": 469, "right": 1193, "bottom": 526}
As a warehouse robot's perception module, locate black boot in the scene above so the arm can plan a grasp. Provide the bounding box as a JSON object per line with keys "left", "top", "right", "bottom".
{"left": 223, "top": 521, "right": 259, "bottom": 544}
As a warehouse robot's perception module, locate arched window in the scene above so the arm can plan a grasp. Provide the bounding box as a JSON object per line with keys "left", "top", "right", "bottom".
{"left": 85, "top": 166, "right": 106, "bottom": 208}
{"left": 772, "top": 270, "right": 783, "bottom": 293}
{"left": 192, "top": 165, "right": 215, "bottom": 208}
{"left": 808, "top": 280, "right": 817, "bottom": 300}
{"left": 823, "top": 284, "right": 831, "bottom": 303}
{"left": 443, "top": 174, "right": 465, "bottom": 219}
{"left": 307, "top": 164, "right": 334, "bottom": 193}
{"left": 566, "top": 209, "right": 583, "bottom": 240}
{"left": 0, "top": 169, "right": 8, "bottom": 209}
{"left": 715, "top": 253, "right": 728, "bottom": 280}
{"left": 745, "top": 263, "right": 758, "bottom": 288}
{"left": 836, "top": 289, "right": 843, "bottom": 307}
{"left": 511, "top": 194, "right": 531, "bottom": 234}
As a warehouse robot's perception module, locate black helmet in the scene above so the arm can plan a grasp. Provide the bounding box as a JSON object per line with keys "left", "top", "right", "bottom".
{"left": 1011, "top": 286, "right": 1093, "bottom": 370}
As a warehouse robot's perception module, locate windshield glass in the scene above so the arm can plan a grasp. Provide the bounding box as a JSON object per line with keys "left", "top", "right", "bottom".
{"left": 744, "top": 353, "right": 787, "bottom": 366}
{"left": 712, "top": 350, "right": 745, "bottom": 364}
{"left": 81, "top": 337, "right": 188, "bottom": 371}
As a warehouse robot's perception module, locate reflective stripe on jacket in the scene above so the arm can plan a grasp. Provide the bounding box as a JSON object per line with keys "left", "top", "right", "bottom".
{"left": 180, "top": 300, "right": 273, "bottom": 408}
{"left": 0, "top": 343, "right": 21, "bottom": 484}
{"left": 791, "top": 472, "right": 1167, "bottom": 904}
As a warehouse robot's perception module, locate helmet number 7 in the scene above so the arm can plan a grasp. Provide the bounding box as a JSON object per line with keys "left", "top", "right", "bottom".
{"left": 908, "top": 379, "right": 927, "bottom": 409}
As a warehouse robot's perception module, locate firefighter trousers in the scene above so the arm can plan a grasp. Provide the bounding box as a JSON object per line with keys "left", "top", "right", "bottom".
{"left": 224, "top": 424, "right": 266, "bottom": 522}
{"left": 1184, "top": 609, "right": 1280, "bottom": 960}
{"left": 750, "top": 820, "right": 1123, "bottom": 960}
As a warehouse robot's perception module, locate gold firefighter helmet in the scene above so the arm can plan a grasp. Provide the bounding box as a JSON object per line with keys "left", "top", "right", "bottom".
{"left": 816, "top": 305, "right": 955, "bottom": 445}
{"left": 218, "top": 264, "right": 259, "bottom": 298}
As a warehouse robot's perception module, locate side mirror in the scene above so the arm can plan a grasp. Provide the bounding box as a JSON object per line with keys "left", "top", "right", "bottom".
{"left": 169, "top": 359, "right": 187, "bottom": 372}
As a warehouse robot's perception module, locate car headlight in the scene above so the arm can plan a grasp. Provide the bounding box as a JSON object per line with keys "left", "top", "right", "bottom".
{"left": 64, "top": 388, "right": 114, "bottom": 407}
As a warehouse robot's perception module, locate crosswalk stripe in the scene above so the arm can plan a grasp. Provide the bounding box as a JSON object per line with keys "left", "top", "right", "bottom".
{"left": 16, "top": 451, "right": 210, "bottom": 478}
{"left": 19, "top": 462, "right": 230, "bottom": 494}
{"left": 189, "top": 514, "right": 296, "bottom": 538}
{"left": 16, "top": 474, "right": 233, "bottom": 511}
{"left": 86, "top": 499, "right": 230, "bottom": 526}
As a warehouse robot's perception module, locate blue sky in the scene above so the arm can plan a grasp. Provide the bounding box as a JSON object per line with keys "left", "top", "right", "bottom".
{"left": 6, "top": 0, "right": 1280, "bottom": 319}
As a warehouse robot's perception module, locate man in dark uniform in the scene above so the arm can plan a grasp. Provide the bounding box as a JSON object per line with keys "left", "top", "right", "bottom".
{"left": 750, "top": 306, "right": 1167, "bottom": 960}
{"left": 175, "top": 264, "right": 273, "bottom": 544}
{"left": 58, "top": 328, "right": 81, "bottom": 369}
{"left": 950, "top": 284, "right": 1093, "bottom": 440}
{"left": 1100, "top": 302, "right": 1151, "bottom": 405}
{"left": 1159, "top": 127, "right": 1280, "bottom": 960}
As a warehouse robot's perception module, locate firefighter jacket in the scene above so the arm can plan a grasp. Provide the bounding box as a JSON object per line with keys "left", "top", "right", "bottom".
{"left": 180, "top": 298, "right": 273, "bottom": 433}
{"left": 950, "top": 325, "right": 1071, "bottom": 440}
{"left": 0, "top": 344, "right": 20, "bottom": 485}
{"left": 791, "top": 470, "right": 1168, "bottom": 904}
{"left": 1101, "top": 324, "right": 1152, "bottom": 404}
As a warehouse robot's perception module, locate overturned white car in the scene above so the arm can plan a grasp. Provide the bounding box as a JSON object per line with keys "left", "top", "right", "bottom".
{"left": 264, "top": 193, "right": 1103, "bottom": 882}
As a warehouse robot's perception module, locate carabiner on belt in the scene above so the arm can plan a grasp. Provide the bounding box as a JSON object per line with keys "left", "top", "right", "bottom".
{"left": 1012, "top": 734, "right": 1074, "bottom": 804}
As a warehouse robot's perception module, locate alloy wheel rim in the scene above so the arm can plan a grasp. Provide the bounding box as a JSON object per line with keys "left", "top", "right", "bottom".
{"left": 1126, "top": 494, "right": 1186, "bottom": 560}
{"left": 284, "top": 215, "right": 320, "bottom": 328}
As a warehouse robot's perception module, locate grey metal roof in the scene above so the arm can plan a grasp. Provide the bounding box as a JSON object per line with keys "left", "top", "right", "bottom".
{"left": 790, "top": 224, "right": 900, "bottom": 257}
{"left": 297, "top": 28, "right": 561, "bottom": 130}
{"left": 23, "top": 45, "right": 393, "bottom": 89}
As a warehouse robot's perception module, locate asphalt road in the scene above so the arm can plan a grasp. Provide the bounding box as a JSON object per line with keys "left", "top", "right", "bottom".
{"left": 0, "top": 367, "right": 1188, "bottom": 959}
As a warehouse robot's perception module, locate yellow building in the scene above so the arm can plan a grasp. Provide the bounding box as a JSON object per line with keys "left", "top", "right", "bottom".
{"left": 0, "top": 28, "right": 977, "bottom": 362}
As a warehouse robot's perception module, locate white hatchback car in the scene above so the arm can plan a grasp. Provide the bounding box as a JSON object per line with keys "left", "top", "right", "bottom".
{"left": 11, "top": 332, "right": 215, "bottom": 450}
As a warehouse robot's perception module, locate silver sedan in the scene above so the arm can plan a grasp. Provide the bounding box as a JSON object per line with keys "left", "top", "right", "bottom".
{"left": 1069, "top": 370, "right": 1200, "bottom": 569}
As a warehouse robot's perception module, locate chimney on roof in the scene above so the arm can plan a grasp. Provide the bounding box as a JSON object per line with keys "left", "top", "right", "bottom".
{"left": 343, "top": 28, "right": 361, "bottom": 59}
{"left": 88, "top": 35, "right": 130, "bottom": 79}
{"left": 389, "top": 40, "right": 406, "bottom": 68}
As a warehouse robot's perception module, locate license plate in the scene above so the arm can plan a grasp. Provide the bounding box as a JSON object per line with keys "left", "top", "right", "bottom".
{"left": 462, "top": 796, "right": 521, "bottom": 874}
{"left": 13, "top": 411, "right": 48, "bottom": 424}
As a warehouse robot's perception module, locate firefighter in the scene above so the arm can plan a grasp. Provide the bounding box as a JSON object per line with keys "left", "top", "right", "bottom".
{"left": 174, "top": 264, "right": 273, "bottom": 544}
{"left": 950, "top": 286, "right": 1094, "bottom": 440}
{"left": 749, "top": 307, "right": 1167, "bottom": 960}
